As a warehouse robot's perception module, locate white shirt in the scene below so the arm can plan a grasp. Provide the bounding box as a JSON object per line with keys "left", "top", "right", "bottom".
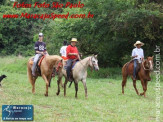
{"left": 60, "top": 46, "right": 67, "bottom": 57}
{"left": 132, "top": 48, "right": 144, "bottom": 62}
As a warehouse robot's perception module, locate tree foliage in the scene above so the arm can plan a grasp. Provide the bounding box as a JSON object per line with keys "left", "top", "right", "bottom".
{"left": 0, "top": 0, "right": 162, "bottom": 67}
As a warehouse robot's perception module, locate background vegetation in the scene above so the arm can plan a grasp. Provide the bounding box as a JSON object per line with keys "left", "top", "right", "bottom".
{"left": 0, "top": 0, "right": 162, "bottom": 67}
{"left": 0, "top": 57, "right": 162, "bottom": 122}
{"left": 0, "top": 1, "right": 162, "bottom": 121}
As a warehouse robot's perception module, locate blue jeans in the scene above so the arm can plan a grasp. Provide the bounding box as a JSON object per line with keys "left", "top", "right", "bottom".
{"left": 133, "top": 59, "right": 138, "bottom": 79}
{"left": 66, "top": 59, "right": 73, "bottom": 79}
{"left": 32, "top": 54, "right": 42, "bottom": 75}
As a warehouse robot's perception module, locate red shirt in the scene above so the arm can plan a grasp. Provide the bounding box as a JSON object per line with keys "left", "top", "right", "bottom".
{"left": 66, "top": 45, "right": 79, "bottom": 59}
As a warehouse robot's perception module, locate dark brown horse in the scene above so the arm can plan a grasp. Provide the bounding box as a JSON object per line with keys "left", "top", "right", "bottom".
{"left": 122, "top": 56, "right": 154, "bottom": 97}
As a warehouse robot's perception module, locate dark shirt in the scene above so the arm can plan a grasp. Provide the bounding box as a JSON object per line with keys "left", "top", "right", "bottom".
{"left": 34, "top": 41, "right": 46, "bottom": 54}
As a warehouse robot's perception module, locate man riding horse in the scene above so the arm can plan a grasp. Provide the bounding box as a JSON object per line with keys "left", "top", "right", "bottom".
{"left": 122, "top": 40, "right": 153, "bottom": 97}
{"left": 131, "top": 40, "right": 144, "bottom": 80}
{"left": 32, "top": 33, "right": 48, "bottom": 76}
{"left": 66, "top": 38, "right": 81, "bottom": 81}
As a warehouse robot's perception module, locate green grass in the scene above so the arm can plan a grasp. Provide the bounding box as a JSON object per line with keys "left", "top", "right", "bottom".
{"left": 0, "top": 56, "right": 163, "bottom": 122}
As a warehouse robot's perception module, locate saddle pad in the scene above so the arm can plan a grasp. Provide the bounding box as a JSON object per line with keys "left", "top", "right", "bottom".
{"left": 38, "top": 56, "right": 45, "bottom": 67}
{"left": 72, "top": 61, "right": 78, "bottom": 69}
{"left": 29, "top": 58, "right": 34, "bottom": 65}
{"left": 64, "top": 61, "right": 78, "bottom": 70}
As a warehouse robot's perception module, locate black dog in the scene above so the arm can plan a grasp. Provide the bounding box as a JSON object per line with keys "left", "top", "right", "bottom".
{"left": 0, "top": 75, "right": 7, "bottom": 86}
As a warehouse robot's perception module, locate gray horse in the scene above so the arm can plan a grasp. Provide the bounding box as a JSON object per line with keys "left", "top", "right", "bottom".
{"left": 56, "top": 55, "right": 99, "bottom": 98}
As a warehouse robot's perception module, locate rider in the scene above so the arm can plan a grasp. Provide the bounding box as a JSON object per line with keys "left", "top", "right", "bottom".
{"left": 32, "top": 32, "right": 48, "bottom": 76}
{"left": 131, "top": 40, "right": 144, "bottom": 80}
{"left": 66, "top": 38, "right": 81, "bottom": 81}
{"left": 60, "top": 40, "right": 68, "bottom": 60}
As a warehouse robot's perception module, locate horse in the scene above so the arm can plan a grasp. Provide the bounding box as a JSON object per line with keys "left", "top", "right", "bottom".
{"left": 56, "top": 55, "right": 99, "bottom": 98}
{"left": 122, "top": 56, "right": 154, "bottom": 97}
{"left": 27, "top": 55, "right": 63, "bottom": 96}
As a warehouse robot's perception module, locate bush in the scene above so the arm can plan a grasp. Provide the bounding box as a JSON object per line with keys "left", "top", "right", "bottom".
{"left": 87, "top": 67, "right": 122, "bottom": 79}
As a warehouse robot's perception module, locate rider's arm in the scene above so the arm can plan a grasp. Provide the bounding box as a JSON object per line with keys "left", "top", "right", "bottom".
{"left": 131, "top": 49, "right": 138, "bottom": 59}
{"left": 78, "top": 54, "right": 81, "bottom": 60}
{"left": 43, "top": 43, "right": 48, "bottom": 55}
{"left": 141, "top": 49, "right": 144, "bottom": 61}
{"left": 66, "top": 46, "right": 78, "bottom": 56}
{"left": 36, "top": 51, "right": 44, "bottom": 55}
{"left": 68, "top": 53, "right": 78, "bottom": 56}
{"left": 131, "top": 55, "right": 138, "bottom": 59}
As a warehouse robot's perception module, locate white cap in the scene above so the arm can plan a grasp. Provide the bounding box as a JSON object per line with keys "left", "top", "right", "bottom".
{"left": 39, "top": 33, "right": 43, "bottom": 36}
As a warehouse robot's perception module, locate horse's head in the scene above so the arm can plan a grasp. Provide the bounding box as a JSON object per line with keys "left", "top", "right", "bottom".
{"left": 89, "top": 55, "right": 99, "bottom": 71}
{"left": 144, "top": 56, "right": 154, "bottom": 71}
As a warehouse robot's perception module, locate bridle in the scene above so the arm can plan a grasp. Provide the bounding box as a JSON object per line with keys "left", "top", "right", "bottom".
{"left": 142, "top": 59, "right": 151, "bottom": 71}
{"left": 89, "top": 56, "right": 98, "bottom": 70}
{"left": 79, "top": 56, "right": 98, "bottom": 70}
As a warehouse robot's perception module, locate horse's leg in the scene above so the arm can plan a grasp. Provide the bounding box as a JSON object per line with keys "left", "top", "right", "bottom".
{"left": 122, "top": 76, "right": 127, "bottom": 94}
{"left": 56, "top": 76, "right": 62, "bottom": 96}
{"left": 140, "top": 79, "right": 146, "bottom": 97}
{"left": 47, "top": 75, "right": 52, "bottom": 88}
{"left": 74, "top": 81, "right": 78, "bottom": 98}
{"left": 42, "top": 74, "right": 49, "bottom": 97}
{"left": 82, "top": 79, "right": 87, "bottom": 98}
{"left": 49, "top": 77, "right": 52, "bottom": 87}
{"left": 133, "top": 80, "right": 139, "bottom": 95}
{"left": 121, "top": 65, "right": 128, "bottom": 94}
{"left": 64, "top": 78, "right": 68, "bottom": 96}
{"left": 60, "top": 78, "right": 64, "bottom": 88}
{"left": 32, "top": 77, "right": 38, "bottom": 94}
{"left": 143, "top": 81, "right": 148, "bottom": 97}
{"left": 27, "top": 64, "right": 37, "bottom": 94}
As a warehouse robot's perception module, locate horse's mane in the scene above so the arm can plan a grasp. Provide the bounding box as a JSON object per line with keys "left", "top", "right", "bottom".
{"left": 46, "top": 55, "right": 62, "bottom": 60}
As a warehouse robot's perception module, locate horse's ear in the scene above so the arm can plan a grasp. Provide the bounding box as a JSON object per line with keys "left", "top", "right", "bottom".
{"left": 95, "top": 55, "right": 98, "bottom": 58}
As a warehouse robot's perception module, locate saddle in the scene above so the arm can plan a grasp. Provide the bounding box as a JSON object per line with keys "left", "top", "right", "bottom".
{"left": 69, "top": 61, "right": 76, "bottom": 80}
{"left": 68, "top": 60, "right": 78, "bottom": 87}
{"left": 63, "top": 59, "right": 78, "bottom": 83}
{"left": 127, "top": 60, "right": 141, "bottom": 79}
{"left": 29, "top": 56, "right": 45, "bottom": 75}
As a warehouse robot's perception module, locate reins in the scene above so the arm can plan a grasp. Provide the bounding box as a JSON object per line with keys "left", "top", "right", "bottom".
{"left": 142, "top": 60, "right": 151, "bottom": 71}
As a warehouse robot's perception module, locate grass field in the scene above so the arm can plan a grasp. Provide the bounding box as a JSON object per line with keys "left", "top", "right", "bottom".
{"left": 0, "top": 56, "right": 162, "bottom": 122}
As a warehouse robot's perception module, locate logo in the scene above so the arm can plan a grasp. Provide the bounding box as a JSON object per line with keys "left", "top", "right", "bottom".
{"left": 39, "top": 45, "right": 45, "bottom": 50}
{"left": 2, "top": 105, "right": 33, "bottom": 121}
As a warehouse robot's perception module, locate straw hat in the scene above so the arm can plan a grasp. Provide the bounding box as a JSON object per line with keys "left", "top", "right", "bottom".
{"left": 134, "top": 40, "right": 144, "bottom": 47}
{"left": 71, "top": 38, "right": 78, "bottom": 42}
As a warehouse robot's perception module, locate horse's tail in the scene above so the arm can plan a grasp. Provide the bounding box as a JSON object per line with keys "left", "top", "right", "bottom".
{"left": 27, "top": 60, "right": 33, "bottom": 85}
{"left": 122, "top": 59, "right": 133, "bottom": 86}
{"left": 122, "top": 63, "right": 127, "bottom": 87}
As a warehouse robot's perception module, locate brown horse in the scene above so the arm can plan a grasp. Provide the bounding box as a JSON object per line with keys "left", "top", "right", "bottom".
{"left": 27, "top": 55, "right": 62, "bottom": 96}
{"left": 122, "top": 56, "right": 154, "bottom": 97}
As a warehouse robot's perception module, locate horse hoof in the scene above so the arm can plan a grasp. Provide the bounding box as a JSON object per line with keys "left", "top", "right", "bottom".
{"left": 44, "top": 94, "right": 48, "bottom": 97}
{"left": 140, "top": 93, "right": 144, "bottom": 96}
{"left": 56, "top": 92, "right": 59, "bottom": 96}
